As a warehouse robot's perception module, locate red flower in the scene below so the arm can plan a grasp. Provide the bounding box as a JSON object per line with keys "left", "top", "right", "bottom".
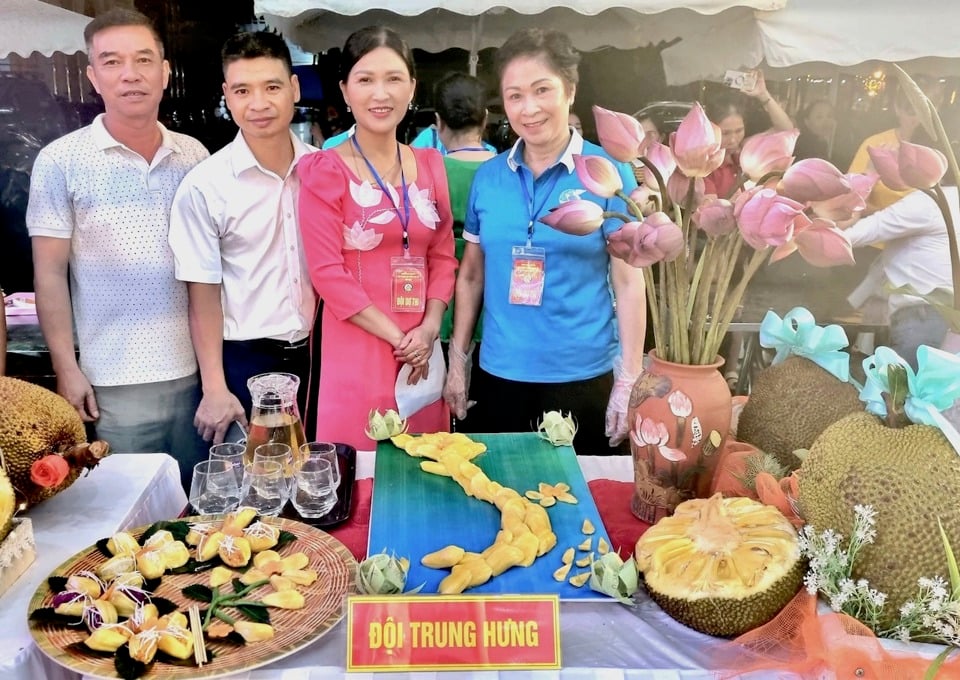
{"left": 30, "top": 454, "right": 70, "bottom": 488}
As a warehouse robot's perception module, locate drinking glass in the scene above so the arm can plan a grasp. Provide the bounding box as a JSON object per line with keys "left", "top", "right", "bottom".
{"left": 189, "top": 460, "right": 240, "bottom": 515}
{"left": 209, "top": 442, "right": 246, "bottom": 486}
{"left": 290, "top": 457, "right": 339, "bottom": 518}
{"left": 299, "top": 441, "right": 341, "bottom": 489}
{"left": 254, "top": 442, "right": 295, "bottom": 500}
{"left": 239, "top": 460, "right": 287, "bottom": 516}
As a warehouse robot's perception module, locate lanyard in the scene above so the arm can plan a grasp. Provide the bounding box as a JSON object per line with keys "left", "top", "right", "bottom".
{"left": 445, "top": 146, "right": 488, "bottom": 154}
{"left": 352, "top": 136, "right": 412, "bottom": 252}
{"left": 517, "top": 165, "right": 562, "bottom": 247}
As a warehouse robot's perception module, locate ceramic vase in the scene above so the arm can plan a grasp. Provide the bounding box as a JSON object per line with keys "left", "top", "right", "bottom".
{"left": 629, "top": 352, "right": 732, "bottom": 524}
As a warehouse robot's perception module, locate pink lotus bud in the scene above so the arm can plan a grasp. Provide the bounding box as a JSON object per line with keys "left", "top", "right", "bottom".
{"left": 655, "top": 421, "right": 671, "bottom": 446}
{"left": 777, "top": 158, "right": 851, "bottom": 203}
{"left": 670, "top": 102, "right": 726, "bottom": 178}
{"left": 574, "top": 154, "right": 623, "bottom": 198}
{"left": 735, "top": 187, "right": 806, "bottom": 250}
{"left": 606, "top": 213, "right": 684, "bottom": 268}
{"left": 898, "top": 140, "right": 948, "bottom": 189}
{"left": 593, "top": 105, "right": 645, "bottom": 163}
{"left": 739, "top": 129, "right": 799, "bottom": 182}
{"left": 809, "top": 172, "right": 877, "bottom": 222}
{"left": 667, "top": 390, "right": 692, "bottom": 417}
{"left": 866, "top": 145, "right": 909, "bottom": 191}
{"left": 539, "top": 199, "right": 605, "bottom": 235}
{"left": 693, "top": 196, "right": 737, "bottom": 237}
{"left": 667, "top": 170, "right": 704, "bottom": 207}
{"left": 639, "top": 142, "right": 677, "bottom": 190}
{"left": 793, "top": 219, "right": 855, "bottom": 267}
{"left": 628, "top": 185, "right": 660, "bottom": 217}
{"left": 636, "top": 416, "right": 663, "bottom": 446}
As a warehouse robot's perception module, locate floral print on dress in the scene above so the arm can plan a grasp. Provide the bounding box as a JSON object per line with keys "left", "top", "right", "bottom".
{"left": 408, "top": 181, "right": 440, "bottom": 230}
{"left": 342, "top": 178, "right": 440, "bottom": 251}
{"left": 343, "top": 221, "right": 384, "bottom": 251}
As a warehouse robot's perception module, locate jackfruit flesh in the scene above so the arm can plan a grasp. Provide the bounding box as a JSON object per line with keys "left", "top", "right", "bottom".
{"left": 636, "top": 493, "right": 803, "bottom": 637}
{"left": 798, "top": 411, "right": 960, "bottom": 628}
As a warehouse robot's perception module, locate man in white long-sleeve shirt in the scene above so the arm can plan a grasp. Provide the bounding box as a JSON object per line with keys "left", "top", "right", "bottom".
{"left": 845, "top": 184, "right": 959, "bottom": 368}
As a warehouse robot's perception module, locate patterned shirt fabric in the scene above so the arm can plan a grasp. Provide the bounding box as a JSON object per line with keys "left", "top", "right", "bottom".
{"left": 168, "top": 130, "right": 317, "bottom": 342}
{"left": 26, "top": 114, "right": 208, "bottom": 386}
{"left": 463, "top": 131, "right": 637, "bottom": 383}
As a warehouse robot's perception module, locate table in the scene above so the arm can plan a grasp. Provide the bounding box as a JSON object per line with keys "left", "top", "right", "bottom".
{"left": 0, "top": 454, "right": 187, "bottom": 680}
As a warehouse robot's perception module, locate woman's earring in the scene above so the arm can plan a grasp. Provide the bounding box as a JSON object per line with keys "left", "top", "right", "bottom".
{"left": 409, "top": 102, "right": 415, "bottom": 111}
{"left": 346, "top": 105, "right": 351, "bottom": 113}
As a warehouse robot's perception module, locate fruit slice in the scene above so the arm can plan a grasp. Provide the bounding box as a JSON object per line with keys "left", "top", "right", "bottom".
{"left": 598, "top": 537, "right": 610, "bottom": 555}
{"left": 578, "top": 537, "right": 592, "bottom": 551}
{"left": 575, "top": 552, "right": 593, "bottom": 567}
{"left": 561, "top": 547, "right": 575, "bottom": 565}
{"left": 553, "top": 562, "right": 572, "bottom": 582}
{"left": 581, "top": 519, "right": 595, "bottom": 535}
{"left": 568, "top": 572, "right": 590, "bottom": 587}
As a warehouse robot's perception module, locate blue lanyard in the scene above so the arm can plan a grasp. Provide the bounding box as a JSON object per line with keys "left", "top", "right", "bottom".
{"left": 517, "top": 165, "right": 562, "bottom": 247}
{"left": 352, "top": 136, "right": 412, "bottom": 251}
{"left": 445, "top": 146, "right": 488, "bottom": 154}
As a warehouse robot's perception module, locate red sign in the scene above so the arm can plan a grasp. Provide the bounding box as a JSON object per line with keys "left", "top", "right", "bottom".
{"left": 346, "top": 594, "right": 561, "bottom": 671}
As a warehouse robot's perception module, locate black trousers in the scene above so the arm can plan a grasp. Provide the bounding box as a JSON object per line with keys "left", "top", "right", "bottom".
{"left": 464, "top": 366, "right": 628, "bottom": 456}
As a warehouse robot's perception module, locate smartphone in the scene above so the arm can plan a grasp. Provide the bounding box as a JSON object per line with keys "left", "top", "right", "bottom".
{"left": 723, "top": 69, "right": 758, "bottom": 91}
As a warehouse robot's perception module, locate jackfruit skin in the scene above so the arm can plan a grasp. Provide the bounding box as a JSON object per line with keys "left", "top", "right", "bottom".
{"left": 0, "top": 467, "right": 15, "bottom": 543}
{"left": 738, "top": 356, "right": 863, "bottom": 469}
{"left": 798, "top": 411, "right": 960, "bottom": 628}
{"left": 644, "top": 560, "right": 805, "bottom": 637}
{"left": 0, "top": 377, "right": 88, "bottom": 507}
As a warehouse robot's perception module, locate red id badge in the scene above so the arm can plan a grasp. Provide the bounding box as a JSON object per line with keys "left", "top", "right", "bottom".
{"left": 391, "top": 256, "right": 426, "bottom": 313}
{"left": 508, "top": 245, "right": 546, "bottom": 306}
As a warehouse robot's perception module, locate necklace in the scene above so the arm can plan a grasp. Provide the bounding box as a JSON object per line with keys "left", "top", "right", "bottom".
{"left": 352, "top": 149, "right": 400, "bottom": 184}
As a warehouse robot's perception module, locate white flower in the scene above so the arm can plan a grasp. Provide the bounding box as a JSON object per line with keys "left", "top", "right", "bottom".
{"left": 343, "top": 221, "right": 383, "bottom": 251}
{"left": 350, "top": 179, "right": 385, "bottom": 208}
{"left": 900, "top": 601, "right": 917, "bottom": 617}
{"left": 407, "top": 181, "right": 440, "bottom": 230}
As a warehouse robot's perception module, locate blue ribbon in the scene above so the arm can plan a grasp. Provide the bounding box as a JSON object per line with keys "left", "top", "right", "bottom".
{"left": 758, "top": 307, "right": 851, "bottom": 382}
{"left": 861, "top": 345, "right": 960, "bottom": 457}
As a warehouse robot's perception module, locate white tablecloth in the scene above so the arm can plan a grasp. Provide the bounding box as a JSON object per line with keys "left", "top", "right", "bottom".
{"left": 0, "top": 453, "right": 187, "bottom": 680}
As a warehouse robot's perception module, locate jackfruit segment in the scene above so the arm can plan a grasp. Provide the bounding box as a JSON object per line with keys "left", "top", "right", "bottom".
{"left": 598, "top": 537, "right": 610, "bottom": 555}
{"left": 581, "top": 519, "right": 595, "bottom": 535}
{"left": 561, "top": 547, "right": 575, "bottom": 565}
{"left": 575, "top": 553, "right": 593, "bottom": 568}
{"left": 635, "top": 493, "right": 803, "bottom": 637}
{"left": 553, "top": 562, "right": 572, "bottom": 581}
{"left": 578, "top": 537, "right": 592, "bottom": 551}
{"left": 568, "top": 572, "right": 590, "bottom": 587}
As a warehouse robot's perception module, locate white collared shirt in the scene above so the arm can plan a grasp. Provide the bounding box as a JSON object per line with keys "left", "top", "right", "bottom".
{"left": 168, "top": 130, "right": 317, "bottom": 342}
{"left": 26, "top": 114, "right": 208, "bottom": 386}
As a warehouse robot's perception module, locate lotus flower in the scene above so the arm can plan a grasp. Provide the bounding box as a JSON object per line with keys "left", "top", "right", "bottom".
{"left": 667, "top": 171, "right": 704, "bottom": 207}
{"left": 607, "top": 213, "right": 684, "bottom": 268}
{"left": 777, "top": 158, "right": 851, "bottom": 204}
{"left": 739, "top": 129, "right": 799, "bottom": 183}
{"left": 343, "top": 221, "right": 383, "bottom": 251}
{"left": 809, "top": 173, "right": 877, "bottom": 221}
{"left": 667, "top": 390, "right": 693, "bottom": 418}
{"left": 574, "top": 154, "right": 623, "bottom": 198}
{"left": 639, "top": 141, "right": 677, "bottom": 189}
{"left": 771, "top": 217, "right": 855, "bottom": 267}
{"left": 898, "top": 140, "right": 948, "bottom": 189}
{"left": 693, "top": 196, "right": 737, "bottom": 237}
{"left": 540, "top": 199, "right": 605, "bottom": 235}
{"left": 593, "top": 105, "right": 646, "bottom": 163}
{"left": 633, "top": 415, "right": 665, "bottom": 447}
{"left": 670, "top": 102, "right": 726, "bottom": 178}
{"left": 736, "top": 187, "right": 807, "bottom": 250}
{"left": 866, "top": 145, "right": 910, "bottom": 191}
{"left": 628, "top": 185, "right": 660, "bottom": 217}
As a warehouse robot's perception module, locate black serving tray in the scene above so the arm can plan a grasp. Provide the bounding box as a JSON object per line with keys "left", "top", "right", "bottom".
{"left": 281, "top": 442, "right": 357, "bottom": 528}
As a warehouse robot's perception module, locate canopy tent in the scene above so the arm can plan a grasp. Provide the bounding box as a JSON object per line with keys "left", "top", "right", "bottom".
{"left": 660, "top": 0, "right": 960, "bottom": 84}
{"left": 2, "top": 0, "right": 90, "bottom": 59}
{"left": 254, "top": 0, "right": 786, "bottom": 75}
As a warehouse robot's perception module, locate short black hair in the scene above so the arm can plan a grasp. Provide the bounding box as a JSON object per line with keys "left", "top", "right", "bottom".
{"left": 221, "top": 31, "right": 294, "bottom": 77}
{"left": 494, "top": 29, "right": 580, "bottom": 94}
{"left": 435, "top": 73, "right": 487, "bottom": 131}
{"left": 84, "top": 8, "right": 163, "bottom": 57}
{"left": 340, "top": 26, "right": 415, "bottom": 83}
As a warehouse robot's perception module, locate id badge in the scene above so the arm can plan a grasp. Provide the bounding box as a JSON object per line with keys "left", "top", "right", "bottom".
{"left": 391, "top": 255, "right": 426, "bottom": 313}
{"left": 509, "top": 245, "right": 546, "bottom": 306}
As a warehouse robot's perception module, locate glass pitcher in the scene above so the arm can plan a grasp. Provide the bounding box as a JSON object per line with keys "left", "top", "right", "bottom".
{"left": 242, "top": 372, "right": 307, "bottom": 467}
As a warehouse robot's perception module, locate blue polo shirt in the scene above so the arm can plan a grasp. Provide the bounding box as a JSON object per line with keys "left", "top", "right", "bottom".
{"left": 463, "top": 132, "right": 637, "bottom": 383}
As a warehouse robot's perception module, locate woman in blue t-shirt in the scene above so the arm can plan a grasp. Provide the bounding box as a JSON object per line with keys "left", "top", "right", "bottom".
{"left": 443, "top": 28, "right": 646, "bottom": 455}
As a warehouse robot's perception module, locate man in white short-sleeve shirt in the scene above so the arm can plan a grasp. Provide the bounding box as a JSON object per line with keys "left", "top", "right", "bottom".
{"left": 169, "top": 31, "right": 316, "bottom": 444}
{"left": 27, "top": 8, "right": 209, "bottom": 491}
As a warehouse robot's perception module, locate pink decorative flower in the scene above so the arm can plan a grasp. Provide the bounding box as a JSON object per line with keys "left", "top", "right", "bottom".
{"left": 573, "top": 154, "right": 623, "bottom": 198}
{"left": 898, "top": 140, "right": 949, "bottom": 189}
{"left": 539, "top": 199, "right": 605, "bottom": 235}
{"left": 771, "top": 217, "right": 855, "bottom": 267}
{"left": 658, "top": 445, "right": 687, "bottom": 463}
{"left": 31, "top": 454, "right": 69, "bottom": 488}
{"left": 866, "top": 145, "right": 909, "bottom": 191}
{"left": 735, "top": 187, "right": 806, "bottom": 250}
{"left": 739, "top": 129, "right": 799, "bottom": 182}
{"left": 639, "top": 141, "right": 677, "bottom": 189}
{"left": 808, "top": 173, "right": 877, "bottom": 221}
{"left": 607, "top": 213, "right": 684, "bottom": 268}
{"left": 628, "top": 185, "right": 660, "bottom": 217}
{"left": 408, "top": 181, "right": 440, "bottom": 230}
{"left": 633, "top": 415, "right": 664, "bottom": 447}
{"left": 593, "top": 105, "right": 645, "bottom": 163}
{"left": 777, "top": 158, "right": 851, "bottom": 204}
{"left": 693, "top": 196, "right": 737, "bottom": 237}
{"left": 667, "top": 390, "right": 692, "bottom": 418}
{"left": 670, "top": 102, "right": 726, "bottom": 178}
{"left": 343, "top": 221, "right": 383, "bottom": 251}
{"left": 667, "top": 171, "right": 705, "bottom": 208}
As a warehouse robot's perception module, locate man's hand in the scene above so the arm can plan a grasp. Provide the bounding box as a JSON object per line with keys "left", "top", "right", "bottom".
{"left": 195, "top": 389, "right": 247, "bottom": 444}
{"left": 57, "top": 366, "right": 98, "bottom": 422}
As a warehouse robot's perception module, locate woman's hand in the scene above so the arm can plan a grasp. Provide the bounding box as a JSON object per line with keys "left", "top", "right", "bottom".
{"left": 394, "top": 323, "right": 438, "bottom": 367}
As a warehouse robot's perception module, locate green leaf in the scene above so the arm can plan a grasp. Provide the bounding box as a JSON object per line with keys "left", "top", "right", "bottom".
{"left": 168, "top": 557, "right": 217, "bottom": 574}
{"left": 276, "top": 530, "right": 297, "bottom": 550}
{"left": 181, "top": 584, "right": 214, "bottom": 603}
{"left": 47, "top": 576, "right": 68, "bottom": 592}
{"left": 28, "top": 607, "right": 76, "bottom": 625}
{"left": 114, "top": 643, "right": 149, "bottom": 680}
{"left": 232, "top": 578, "right": 245, "bottom": 594}
{"left": 938, "top": 518, "right": 960, "bottom": 597}
{"left": 887, "top": 284, "right": 960, "bottom": 331}
{"left": 234, "top": 603, "right": 271, "bottom": 624}
{"left": 139, "top": 520, "right": 190, "bottom": 544}
{"left": 924, "top": 645, "right": 956, "bottom": 680}
{"left": 95, "top": 538, "right": 113, "bottom": 558}
{"left": 152, "top": 596, "right": 179, "bottom": 616}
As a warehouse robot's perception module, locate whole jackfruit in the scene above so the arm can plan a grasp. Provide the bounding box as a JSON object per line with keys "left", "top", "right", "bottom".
{"left": 798, "top": 411, "right": 960, "bottom": 628}
{"left": 737, "top": 357, "right": 863, "bottom": 469}
{"left": 635, "top": 493, "right": 803, "bottom": 637}
{"left": 0, "top": 377, "right": 109, "bottom": 509}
